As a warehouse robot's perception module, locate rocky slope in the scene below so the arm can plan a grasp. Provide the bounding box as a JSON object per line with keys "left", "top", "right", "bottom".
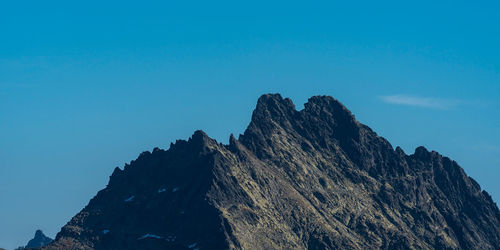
{"left": 46, "top": 94, "right": 500, "bottom": 249}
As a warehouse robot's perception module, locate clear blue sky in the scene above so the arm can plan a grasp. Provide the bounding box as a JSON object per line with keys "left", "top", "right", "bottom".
{"left": 1, "top": 1, "right": 499, "bottom": 248}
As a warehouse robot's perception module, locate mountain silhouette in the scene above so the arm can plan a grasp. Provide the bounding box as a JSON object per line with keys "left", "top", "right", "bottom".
{"left": 26, "top": 230, "right": 52, "bottom": 248}
{"left": 45, "top": 94, "right": 500, "bottom": 249}
{"left": 15, "top": 230, "right": 52, "bottom": 249}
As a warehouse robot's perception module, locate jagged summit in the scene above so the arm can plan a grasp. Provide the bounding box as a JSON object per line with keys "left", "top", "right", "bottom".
{"left": 45, "top": 94, "right": 500, "bottom": 249}
{"left": 253, "top": 93, "right": 352, "bottom": 116}
{"left": 241, "top": 94, "right": 363, "bottom": 160}
{"left": 248, "top": 94, "right": 356, "bottom": 130}
{"left": 18, "top": 230, "right": 53, "bottom": 249}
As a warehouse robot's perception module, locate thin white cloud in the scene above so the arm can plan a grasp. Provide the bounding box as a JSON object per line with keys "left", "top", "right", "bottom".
{"left": 379, "top": 95, "right": 459, "bottom": 110}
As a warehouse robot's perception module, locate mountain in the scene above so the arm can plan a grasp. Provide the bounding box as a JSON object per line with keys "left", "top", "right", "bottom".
{"left": 26, "top": 230, "right": 53, "bottom": 248}
{"left": 15, "top": 230, "right": 53, "bottom": 249}
{"left": 45, "top": 94, "right": 500, "bottom": 249}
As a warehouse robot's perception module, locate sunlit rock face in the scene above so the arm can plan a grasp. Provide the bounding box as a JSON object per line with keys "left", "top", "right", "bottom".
{"left": 46, "top": 94, "right": 500, "bottom": 250}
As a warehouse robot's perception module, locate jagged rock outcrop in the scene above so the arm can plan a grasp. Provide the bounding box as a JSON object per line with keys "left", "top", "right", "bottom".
{"left": 15, "top": 230, "right": 53, "bottom": 249}
{"left": 46, "top": 94, "right": 500, "bottom": 249}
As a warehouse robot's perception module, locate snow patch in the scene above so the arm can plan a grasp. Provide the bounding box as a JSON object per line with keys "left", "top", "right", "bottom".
{"left": 188, "top": 242, "right": 197, "bottom": 248}
{"left": 172, "top": 187, "right": 179, "bottom": 192}
{"left": 165, "top": 235, "right": 176, "bottom": 242}
{"left": 124, "top": 195, "right": 135, "bottom": 202}
{"left": 138, "top": 234, "right": 163, "bottom": 240}
{"left": 103, "top": 230, "right": 110, "bottom": 234}
{"left": 158, "top": 188, "right": 166, "bottom": 193}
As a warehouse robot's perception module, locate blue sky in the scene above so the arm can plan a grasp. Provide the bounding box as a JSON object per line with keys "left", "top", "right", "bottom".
{"left": 1, "top": 1, "right": 499, "bottom": 248}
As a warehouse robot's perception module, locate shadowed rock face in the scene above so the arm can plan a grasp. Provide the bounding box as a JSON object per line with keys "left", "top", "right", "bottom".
{"left": 18, "top": 230, "right": 53, "bottom": 249}
{"left": 46, "top": 94, "right": 500, "bottom": 250}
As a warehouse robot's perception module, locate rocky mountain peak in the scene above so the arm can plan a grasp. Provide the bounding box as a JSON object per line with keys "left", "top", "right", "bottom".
{"left": 253, "top": 94, "right": 296, "bottom": 117}
{"left": 45, "top": 93, "right": 500, "bottom": 250}
{"left": 240, "top": 94, "right": 363, "bottom": 160}
{"left": 188, "top": 130, "right": 216, "bottom": 151}
{"left": 304, "top": 95, "right": 355, "bottom": 119}
{"left": 303, "top": 95, "right": 359, "bottom": 134}
{"left": 34, "top": 230, "right": 44, "bottom": 237}
{"left": 20, "top": 229, "right": 52, "bottom": 249}
{"left": 249, "top": 94, "right": 357, "bottom": 131}
{"left": 247, "top": 94, "right": 297, "bottom": 134}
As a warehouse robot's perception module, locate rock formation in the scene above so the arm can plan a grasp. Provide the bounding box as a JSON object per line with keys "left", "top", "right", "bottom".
{"left": 45, "top": 94, "right": 500, "bottom": 249}
{"left": 26, "top": 230, "right": 53, "bottom": 248}
{"left": 15, "top": 230, "right": 52, "bottom": 249}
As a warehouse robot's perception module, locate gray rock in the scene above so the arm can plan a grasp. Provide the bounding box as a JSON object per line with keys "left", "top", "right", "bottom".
{"left": 46, "top": 94, "right": 500, "bottom": 249}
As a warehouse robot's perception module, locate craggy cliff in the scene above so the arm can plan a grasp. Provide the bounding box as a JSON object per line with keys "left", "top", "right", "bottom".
{"left": 46, "top": 94, "right": 500, "bottom": 249}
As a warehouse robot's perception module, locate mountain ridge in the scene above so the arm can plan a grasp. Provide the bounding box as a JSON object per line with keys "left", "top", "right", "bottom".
{"left": 45, "top": 93, "right": 500, "bottom": 249}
